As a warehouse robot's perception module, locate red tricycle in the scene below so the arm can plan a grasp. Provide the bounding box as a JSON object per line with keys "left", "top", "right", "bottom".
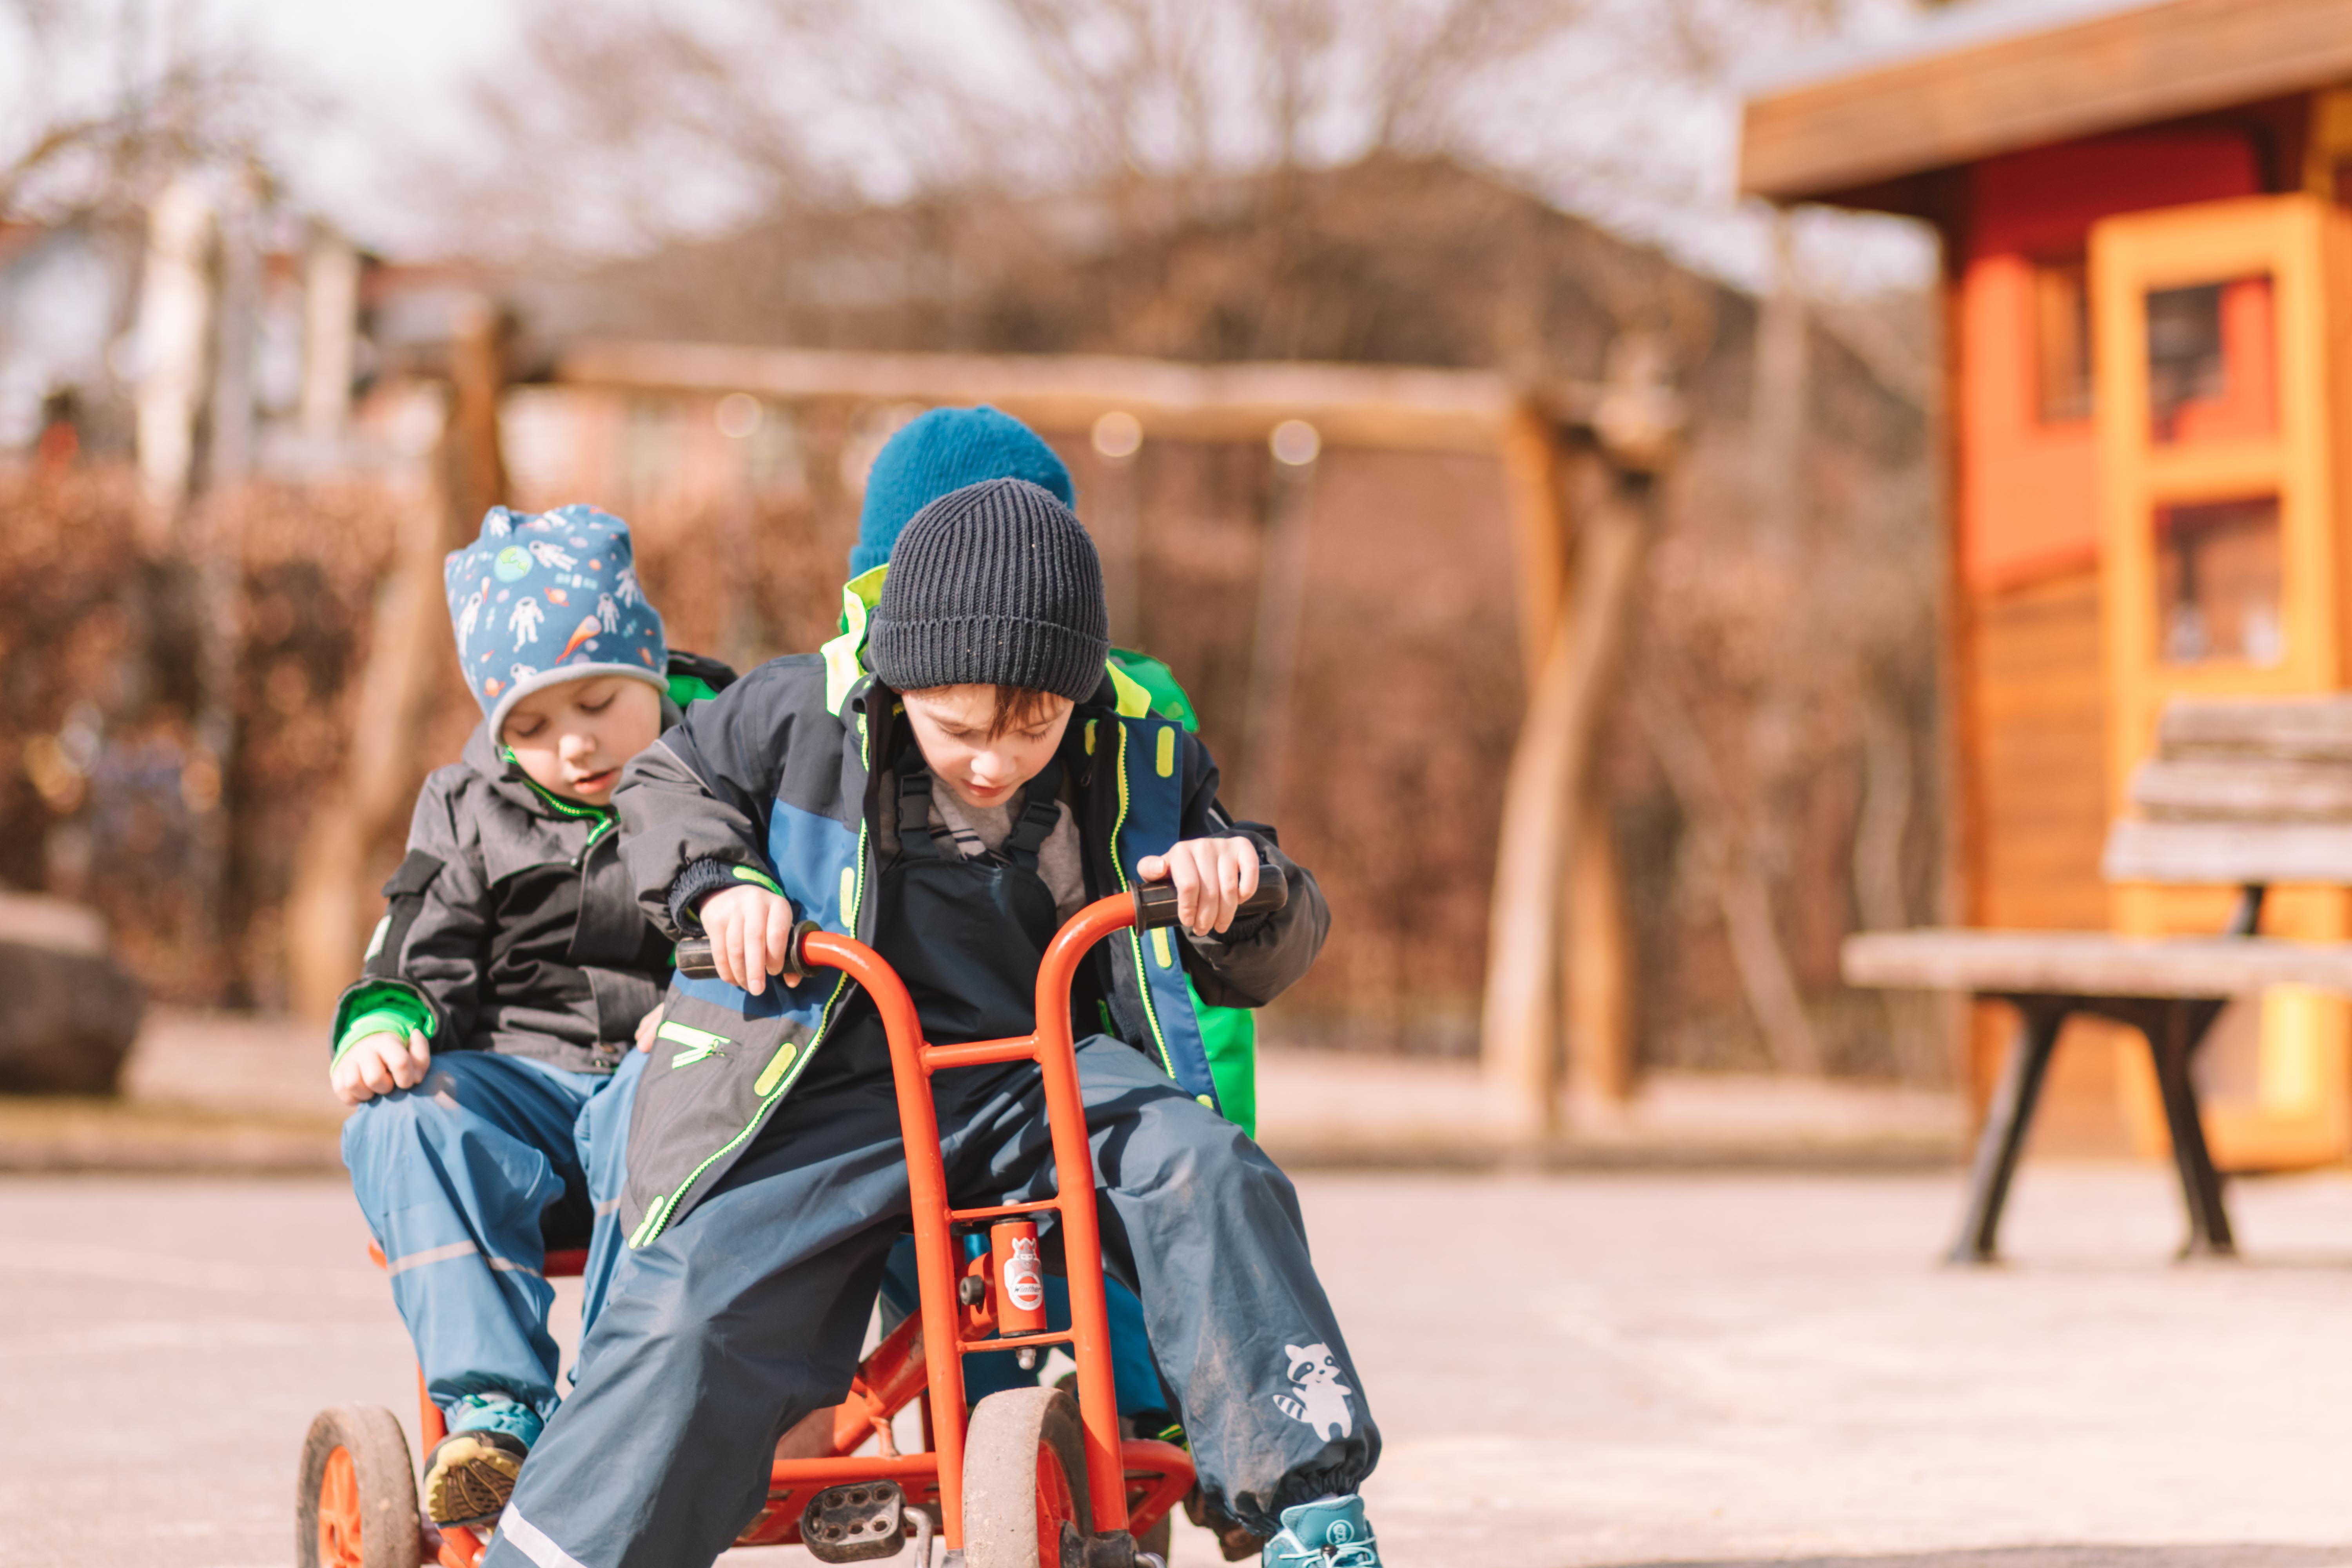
{"left": 298, "top": 869, "right": 1281, "bottom": 1568}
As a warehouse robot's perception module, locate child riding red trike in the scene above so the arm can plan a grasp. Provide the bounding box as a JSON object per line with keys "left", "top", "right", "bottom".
{"left": 304, "top": 869, "right": 1274, "bottom": 1568}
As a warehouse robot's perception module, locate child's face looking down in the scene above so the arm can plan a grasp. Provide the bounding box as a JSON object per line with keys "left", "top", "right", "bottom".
{"left": 900, "top": 685, "right": 1074, "bottom": 811}
{"left": 501, "top": 676, "right": 663, "bottom": 806}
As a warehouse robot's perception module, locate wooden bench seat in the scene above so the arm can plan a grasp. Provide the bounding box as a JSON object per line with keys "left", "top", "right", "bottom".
{"left": 1844, "top": 929, "right": 2352, "bottom": 998}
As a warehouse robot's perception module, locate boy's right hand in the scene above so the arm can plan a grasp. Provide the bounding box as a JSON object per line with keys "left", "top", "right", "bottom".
{"left": 698, "top": 885, "right": 799, "bottom": 996}
{"left": 330, "top": 1029, "right": 432, "bottom": 1106}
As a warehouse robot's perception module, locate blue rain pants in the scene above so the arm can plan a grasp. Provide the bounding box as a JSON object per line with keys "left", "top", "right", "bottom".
{"left": 342, "top": 1047, "right": 644, "bottom": 1423}
{"left": 482, "top": 1035, "right": 1376, "bottom": 1568}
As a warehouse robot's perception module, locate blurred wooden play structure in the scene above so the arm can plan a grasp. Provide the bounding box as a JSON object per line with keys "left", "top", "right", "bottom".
{"left": 17, "top": 133, "right": 1915, "bottom": 1105}
{"left": 260, "top": 329, "right": 1677, "bottom": 1120}
{"left": 527, "top": 339, "right": 1681, "bottom": 1140}
{"left": 1744, "top": 0, "right": 2352, "bottom": 1171}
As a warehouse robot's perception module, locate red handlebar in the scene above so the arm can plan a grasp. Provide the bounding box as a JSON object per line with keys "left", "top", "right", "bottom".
{"left": 672, "top": 864, "right": 1284, "bottom": 980}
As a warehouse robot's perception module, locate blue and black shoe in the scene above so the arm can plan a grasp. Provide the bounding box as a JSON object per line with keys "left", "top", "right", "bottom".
{"left": 1262, "top": 1494, "right": 1381, "bottom": 1566}
{"left": 423, "top": 1393, "right": 543, "bottom": 1528}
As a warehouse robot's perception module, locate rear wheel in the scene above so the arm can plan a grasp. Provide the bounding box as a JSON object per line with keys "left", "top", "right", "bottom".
{"left": 962, "top": 1387, "right": 1091, "bottom": 1568}
{"left": 298, "top": 1405, "right": 423, "bottom": 1568}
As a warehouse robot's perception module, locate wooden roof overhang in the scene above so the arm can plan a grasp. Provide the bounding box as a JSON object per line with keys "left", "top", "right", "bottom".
{"left": 1740, "top": 0, "right": 2352, "bottom": 214}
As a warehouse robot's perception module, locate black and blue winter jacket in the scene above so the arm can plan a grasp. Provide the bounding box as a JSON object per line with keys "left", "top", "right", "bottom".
{"left": 329, "top": 652, "right": 736, "bottom": 1076}
{"left": 610, "top": 586, "right": 1327, "bottom": 1247}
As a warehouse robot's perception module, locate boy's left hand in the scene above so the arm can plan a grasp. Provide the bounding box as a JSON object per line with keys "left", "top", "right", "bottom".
{"left": 635, "top": 1005, "right": 663, "bottom": 1054}
{"left": 1138, "top": 838, "right": 1261, "bottom": 937}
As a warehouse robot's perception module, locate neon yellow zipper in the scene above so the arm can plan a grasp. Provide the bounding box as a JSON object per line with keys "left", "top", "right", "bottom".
{"left": 1105, "top": 722, "right": 1180, "bottom": 1083}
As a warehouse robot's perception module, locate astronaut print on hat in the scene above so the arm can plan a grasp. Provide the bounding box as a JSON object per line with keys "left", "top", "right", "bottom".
{"left": 443, "top": 503, "right": 668, "bottom": 739}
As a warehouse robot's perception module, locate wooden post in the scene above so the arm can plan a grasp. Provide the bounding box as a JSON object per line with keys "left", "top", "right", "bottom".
{"left": 445, "top": 298, "right": 511, "bottom": 530}
{"left": 1566, "top": 797, "right": 1635, "bottom": 1104}
{"left": 1089, "top": 412, "right": 1144, "bottom": 646}
{"left": 300, "top": 225, "right": 361, "bottom": 443}
{"left": 1485, "top": 405, "right": 1571, "bottom": 1126}
{"left": 284, "top": 426, "right": 458, "bottom": 1018}
{"left": 1497, "top": 403, "right": 1570, "bottom": 684}
{"left": 1505, "top": 398, "right": 1642, "bottom": 1110}
{"left": 285, "top": 301, "right": 507, "bottom": 1020}
{"left": 707, "top": 393, "right": 765, "bottom": 671}
{"left": 1241, "top": 420, "right": 1320, "bottom": 820}
{"left": 181, "top": 172, "right": 262, "bottom": 996}
{"left": 1485, "top": 336, "right": 1680, "bottom": 1132}
{"left": 1482, "top": 449, "right": 1650, "bottom": 1136}
{"left": 133, "top": 178, "right": 215, "bottom": 536}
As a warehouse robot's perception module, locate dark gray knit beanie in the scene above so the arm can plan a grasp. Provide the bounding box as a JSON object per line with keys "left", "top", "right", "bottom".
{"left": 867, "top": 477, "right": 1109, "bottom": 701}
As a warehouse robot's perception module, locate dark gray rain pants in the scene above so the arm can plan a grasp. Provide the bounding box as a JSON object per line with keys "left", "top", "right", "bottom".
{"left": 481, "top": 1034, "right": 1377, "bottom": 1568}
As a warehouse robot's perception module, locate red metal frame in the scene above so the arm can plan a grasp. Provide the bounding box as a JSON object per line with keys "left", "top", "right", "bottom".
{"left": 800, "top": 891, "right": 1156, "bottom": 1546}
{"left": 367, "top": 893, "right": 1192, "bottom": 1564}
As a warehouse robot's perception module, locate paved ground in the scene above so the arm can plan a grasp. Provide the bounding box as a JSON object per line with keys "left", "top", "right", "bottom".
{"left": 9, "top": 1164, "right": 2352, "bottom": 1568}
{"left": 4, "top": 1009, "right": 1965, "bottom": 1172}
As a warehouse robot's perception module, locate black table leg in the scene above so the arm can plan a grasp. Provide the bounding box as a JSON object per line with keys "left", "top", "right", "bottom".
{"left": 2149, "top": 998, "right": 2236, "bottom": 1259}
{"left": 1949, "top": 998, "right": 2067, "bottom": 1265}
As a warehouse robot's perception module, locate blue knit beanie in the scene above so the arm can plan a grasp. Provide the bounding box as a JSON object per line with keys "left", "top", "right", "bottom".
{"left": 445, "top": 504, "right": 669, "bottom": 739}
{"left": 850, "top": 406, "right": 1074, "bottom": 578}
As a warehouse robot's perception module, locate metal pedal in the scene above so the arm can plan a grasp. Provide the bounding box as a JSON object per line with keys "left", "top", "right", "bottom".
{"left": 800, "top": 1480, "right": 909, "bottom": 1562}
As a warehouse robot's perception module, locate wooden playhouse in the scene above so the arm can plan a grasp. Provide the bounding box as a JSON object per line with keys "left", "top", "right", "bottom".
{"left": 1742, "top": 0, "right": 2352, "bottom": 1164}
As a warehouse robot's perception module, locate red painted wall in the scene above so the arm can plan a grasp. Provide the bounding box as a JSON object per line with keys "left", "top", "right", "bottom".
{"left": 1958, "top": 134, "right": 2263, "bottom": 590}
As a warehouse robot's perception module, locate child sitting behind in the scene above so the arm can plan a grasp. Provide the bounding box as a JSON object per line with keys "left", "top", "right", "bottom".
{"left": 332, "top": 504, "right": 729, "bottom": 1530}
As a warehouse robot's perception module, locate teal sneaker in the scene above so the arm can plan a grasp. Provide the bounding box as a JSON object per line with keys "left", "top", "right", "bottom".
{"left": 423, "top": 1393, "right": 543, "bottom": 1528}
{"left": 1262, "top": 1494, "right": 1381, "bottom": 1566}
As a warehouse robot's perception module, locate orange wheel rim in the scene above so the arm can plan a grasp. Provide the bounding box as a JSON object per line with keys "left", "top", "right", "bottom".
{"left": 318, "top": 1445, "right": 366, "bottom": 1568}
{"left": 1034, "top": 1442, "right": 1078, "bottom": 1552}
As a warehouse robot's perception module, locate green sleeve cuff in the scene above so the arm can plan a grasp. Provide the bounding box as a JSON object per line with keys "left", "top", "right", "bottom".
{"left": 332, "top": 986, "right": 436, "bottom": 1062}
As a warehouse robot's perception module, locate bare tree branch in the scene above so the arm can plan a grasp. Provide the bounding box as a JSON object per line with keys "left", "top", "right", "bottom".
{"left": 0, "top": 4, "right": 286, "bottom": 225}
{"left": 1636, "top": 678, "right": 1824, "bottom": 1075}
{"left": 431, "top": 0, "right": 1679, "bottom": 258}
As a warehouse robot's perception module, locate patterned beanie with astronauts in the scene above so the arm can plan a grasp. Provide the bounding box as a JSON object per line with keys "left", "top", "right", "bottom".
{"left": 444, "top": 504, "right": 669, "bottom": 739}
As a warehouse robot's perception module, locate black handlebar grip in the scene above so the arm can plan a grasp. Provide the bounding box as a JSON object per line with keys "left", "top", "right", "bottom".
{"left": 1132, "top": 862, "right": 1287, "bottom": 931}
{"left": 674, "top": 921, "right": 820, "bottom": 983}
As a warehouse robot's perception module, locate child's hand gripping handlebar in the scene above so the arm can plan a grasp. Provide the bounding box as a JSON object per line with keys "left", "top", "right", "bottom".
{"left": 670, "top": 862, "right": 1286, "bottom": 980}
{"left": 674, "top": 919, "right": 820, "bottom": 984}
{"left": 1130, "top": 859, "right": 1287, "bottom": 931}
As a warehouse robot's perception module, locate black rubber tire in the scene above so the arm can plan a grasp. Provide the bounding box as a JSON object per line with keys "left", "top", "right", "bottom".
{"left": 297, "top": 1405, "right": 423, "bottom": 1568}
{"left": 962, "top": 1387, "right": 1093, "bottom": 1568}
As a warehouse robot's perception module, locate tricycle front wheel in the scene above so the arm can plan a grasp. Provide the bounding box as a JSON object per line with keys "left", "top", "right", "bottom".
{"left": 298, "top": 1405, "right": 424, "bottom": 1568}
{"left": 962, "top": 1387, "right": 1091, "bottom": 1568}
